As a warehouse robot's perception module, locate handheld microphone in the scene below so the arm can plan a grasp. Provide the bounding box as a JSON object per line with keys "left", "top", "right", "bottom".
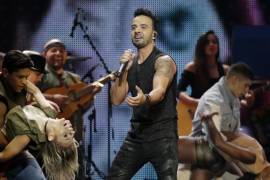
{"left": 117, "top": 49, "right": 134, "bottom": 86}
{"left": 117, "top": 49, "right": 134, "bottom": 77}
{"left": 117, "top": 61, "right": 128, "bottom": 78}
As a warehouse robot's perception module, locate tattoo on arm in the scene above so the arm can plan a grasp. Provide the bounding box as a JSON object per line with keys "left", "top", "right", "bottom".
{"left": 155, "top": 56, "right": 176, "bottom": 80}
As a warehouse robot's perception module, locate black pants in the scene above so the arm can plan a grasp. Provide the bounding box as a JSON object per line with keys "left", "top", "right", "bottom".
{"left": 108, "top": 137, "right": 178, "bottom": 180}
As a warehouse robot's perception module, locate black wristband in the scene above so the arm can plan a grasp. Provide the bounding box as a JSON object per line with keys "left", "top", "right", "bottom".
{"left": 144, "top": 94, "right": 151, "bottom": 105}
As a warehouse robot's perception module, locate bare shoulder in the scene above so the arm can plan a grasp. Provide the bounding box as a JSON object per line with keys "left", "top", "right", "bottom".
{"left": 155, "top": 55, "right": 176, "bottom": 77}
{"left": 184, "top": 61, "right": 196, "bottom": 73}
{"left": 155, "top": 55, "right": 176, "bottom": 69}
{"left": 222, "top": 64, "right": 230, "bottom": 74}
{"left": 156, "top": 55, "right": 175, "bottom": 65}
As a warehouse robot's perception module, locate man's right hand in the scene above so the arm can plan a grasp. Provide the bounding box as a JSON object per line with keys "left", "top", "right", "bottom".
{"left": 120, "top": 49, "right": 135, "bottom": 72}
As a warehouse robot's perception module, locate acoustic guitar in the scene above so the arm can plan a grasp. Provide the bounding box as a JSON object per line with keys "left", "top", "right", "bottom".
{"left": 177, "top": 101, "right": 197, "bottom": 136}
{"left": 45, "top": 72, "right": 116, "bottom": 119}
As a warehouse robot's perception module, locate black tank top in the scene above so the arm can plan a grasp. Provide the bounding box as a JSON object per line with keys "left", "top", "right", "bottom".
{"left": 177, "top": 62, "right": 225, "bottom": 98}
{"left": 127, "top": 47, "right": 177, "bottom": 124}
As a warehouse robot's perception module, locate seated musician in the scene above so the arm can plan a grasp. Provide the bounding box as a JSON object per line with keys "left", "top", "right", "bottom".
{"left": 37, "top": 38, "right": 103, "bottom": 179}
{"left": 38, "top": 38, "right": 102, "bottom": 120}
{"left": 177, "top": 31, "right": 229, "bottom": 136}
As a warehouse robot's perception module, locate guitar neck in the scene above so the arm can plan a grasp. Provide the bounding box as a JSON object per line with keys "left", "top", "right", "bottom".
{"left": 76, "top": 72, "right": 115, "bottom": 99}
{"left": 97, "top": 74, "right": 113, "bottom": 84}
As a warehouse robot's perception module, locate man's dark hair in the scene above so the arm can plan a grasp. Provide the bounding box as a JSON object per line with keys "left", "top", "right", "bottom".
{"left": 227, "top": 63, "right": 254, "bottom": 80}
{"left": 2, "top": 50, "right": 33, "bottom": 73}
{"left": 134, "top": 8, "right": 159, "bottom": 31}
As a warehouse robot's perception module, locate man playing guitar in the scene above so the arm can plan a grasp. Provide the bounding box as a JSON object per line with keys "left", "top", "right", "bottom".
{"left": 38, "top": 38, "right": 102, "bottom": 180}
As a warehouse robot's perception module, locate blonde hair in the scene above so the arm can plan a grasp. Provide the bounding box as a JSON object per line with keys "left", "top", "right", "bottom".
{"left": 42, "top": 140, "right": 79, "bottom": 180}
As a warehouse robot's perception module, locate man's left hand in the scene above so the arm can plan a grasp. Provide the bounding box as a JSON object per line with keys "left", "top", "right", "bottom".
{"left": 126, "top": 86, "right": 146, "bottom": 106}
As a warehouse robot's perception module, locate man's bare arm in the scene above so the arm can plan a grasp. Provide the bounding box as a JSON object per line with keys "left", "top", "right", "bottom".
{"left": 110, "top": 71, "right": 129, "bottom": 105}
{"left": 110, "top": 50, "right": 134, "bottom": 105}
{"left": 149, "top": 55, "right": 176, "bottom": 105}
{"left": 0, "top": 102, "right": 8, "bottom": 146}
{"left": 0, "top": 99, "right": 34, "bottom": 162}
{"left": 0, "top": 135, "right": 30, "bottom": 162}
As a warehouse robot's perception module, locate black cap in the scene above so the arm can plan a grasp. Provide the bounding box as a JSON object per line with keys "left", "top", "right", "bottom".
{"left": 23, "top": 50, "right": 47, "bottom": 74}
{"left": 43, "top": 38, "right": 66, "bottom": 51}
{"left": 3, "top": 50, "right": 34, "bottom": 73}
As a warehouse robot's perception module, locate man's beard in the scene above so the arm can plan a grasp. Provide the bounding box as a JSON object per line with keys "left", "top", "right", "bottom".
{"left": 132, "top": 39, "right": 146, "bottom": 49}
